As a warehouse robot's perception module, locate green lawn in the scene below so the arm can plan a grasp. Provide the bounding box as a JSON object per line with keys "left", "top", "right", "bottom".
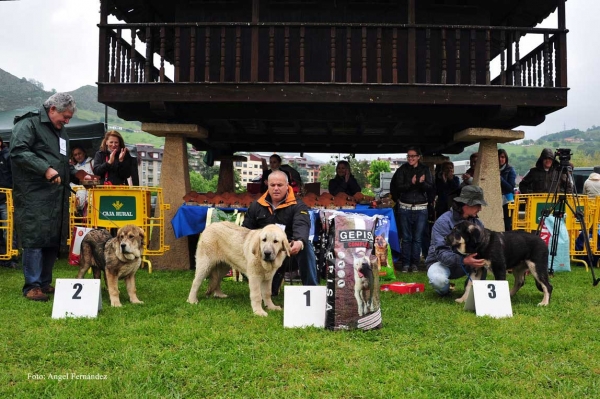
{"left": 1, "top": 260, "right": 599, "bottom": 398}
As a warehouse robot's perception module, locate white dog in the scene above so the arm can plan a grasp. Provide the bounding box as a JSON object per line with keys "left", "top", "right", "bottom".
{"left": 353, "top": 249, "right": 375, "bottom": 316}
{"left": 187, "top": 222, "right": 291, "bottom": 316}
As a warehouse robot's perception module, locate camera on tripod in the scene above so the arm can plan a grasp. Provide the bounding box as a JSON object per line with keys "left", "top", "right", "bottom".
{"left": 554, "top": 148, "right": 572, "bottom": 168}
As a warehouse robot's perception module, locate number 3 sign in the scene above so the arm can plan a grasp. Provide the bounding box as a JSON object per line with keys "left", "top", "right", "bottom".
{"left": 464, "top": 280, "right": 513, "bottom": 318}
{"left": 51, "top": 279, "right": 102, "bottom": 319}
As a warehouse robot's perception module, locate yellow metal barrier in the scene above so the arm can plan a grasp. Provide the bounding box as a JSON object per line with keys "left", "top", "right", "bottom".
{"left": 509, "top": 193, "right": 599, "bottom": 269}
{"left": 0, "top": 188, "right": 19, "bottom": 261}
{"left": 69, "top": 186, "right": 171, "bottom": 272}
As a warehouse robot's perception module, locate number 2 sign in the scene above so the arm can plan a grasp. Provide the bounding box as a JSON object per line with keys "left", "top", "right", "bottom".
{"left": 51, "top": 279, "right": 102, "bottom": 319}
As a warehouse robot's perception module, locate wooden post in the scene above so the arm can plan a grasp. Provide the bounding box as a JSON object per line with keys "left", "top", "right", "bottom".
{"left": 98, "top": 0, "right": 109, "bottom": 84}
{"left": 407, "top": 0, "right": 416, "bottom": 83}
{"left": 251, "top": 0, "right": 259, "bottom": 82}
{"left": 556, "top": 0, "right": 567, "bottom": 88}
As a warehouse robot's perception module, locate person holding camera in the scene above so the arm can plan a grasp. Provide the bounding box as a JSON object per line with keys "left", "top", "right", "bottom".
{"left": 390, "top": 147, "right": 433, "bottom": 273}
{"left": 519, "top": 148, "right": 572, "bottom": 194}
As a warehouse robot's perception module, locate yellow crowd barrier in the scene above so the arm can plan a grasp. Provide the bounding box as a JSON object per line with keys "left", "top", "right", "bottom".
{"left": 69, "top": 185, "right": 171, "bottom": 273}
{"left": 0, "top": 188, "right": 19, "bottom": 261}
{"left": 508, "top": 193, "right": 600, "bottom": 270}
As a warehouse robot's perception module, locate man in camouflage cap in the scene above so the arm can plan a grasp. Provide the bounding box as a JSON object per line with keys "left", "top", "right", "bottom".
{"left": 425, "top": 185, "right": 488, "bottom": 296}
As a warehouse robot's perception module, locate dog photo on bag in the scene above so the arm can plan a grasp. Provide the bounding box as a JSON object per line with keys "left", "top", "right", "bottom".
{"left": 445, "top": 221, "right": 553, "bottom": 306}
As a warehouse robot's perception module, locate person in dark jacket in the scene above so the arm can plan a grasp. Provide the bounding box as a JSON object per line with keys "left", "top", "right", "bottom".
{"left": 519, "top": 148, "right": 572, "bottom": 195}
{"left": 498, "top": 148, "right": 517, "bottom": 231}
{"left": 434, "top": 161, "right": 461, "bottom": 218}
{"left": 93, "top": 130, "right": 134, "bottom": 186}
{"left": 328, "top": 160, "right": 361, "bottom": 196}
{"left": 10, "top": 93, "right": 81, "bottom": 301}
{"left": 243, "top": 170, "right": 318, "bottom": 294}
{"left": 390, "top": 147, "right": 434, "bottom": 273}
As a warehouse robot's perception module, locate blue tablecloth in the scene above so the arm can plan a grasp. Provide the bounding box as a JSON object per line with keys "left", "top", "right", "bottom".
{"left": 171, "top": 205, "right": 400, "bottom": 255}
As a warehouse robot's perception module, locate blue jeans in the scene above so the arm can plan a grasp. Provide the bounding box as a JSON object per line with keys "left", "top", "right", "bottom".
{"left": 22, "top": 247, "right": 59, "bottom": 295}
{"left": 271, "top": 242, "right": 318, "bottom": 295}
{"left": 427, "top": 261, "right": 485, "bottom": 296}
{"left": 427, "top": 261, "right": 454, "bottom": 295}
{"left": 297, "top": 242, "right": 319, "bottom": 285}
{"left": 398, "top": 207, "right": 428, "bottom": 266}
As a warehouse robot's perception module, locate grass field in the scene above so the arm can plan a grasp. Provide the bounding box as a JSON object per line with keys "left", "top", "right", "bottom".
{"left": 1, "top": 260, "right": 599, "bottom": 398}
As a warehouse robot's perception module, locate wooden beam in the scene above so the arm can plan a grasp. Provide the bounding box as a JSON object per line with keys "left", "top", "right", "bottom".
{"left": 99, "top": 83, "right": 568, "bottom": 108}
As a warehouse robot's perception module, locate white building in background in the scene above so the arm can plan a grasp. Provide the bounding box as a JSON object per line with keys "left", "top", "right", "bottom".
{"left": 225, "top": 152, "right": 323, "bottom": 185}
{"left": 136, "top": 144, "right": 163, "bottom": 186}
{"left": 232, "top": 153, "right": 264, "bottom": 185}
{"left": 375, "top": 156, "right": 405, "bottom": 174}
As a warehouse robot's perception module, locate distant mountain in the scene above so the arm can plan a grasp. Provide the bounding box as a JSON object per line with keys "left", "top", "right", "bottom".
{"left": 0, "top": 67, "right": 120, "bottom": 116}
{"left": 0, "top": 68, "right": 50, "bottom": 111}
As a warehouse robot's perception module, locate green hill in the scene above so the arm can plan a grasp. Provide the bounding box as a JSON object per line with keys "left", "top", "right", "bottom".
{"left": 0, "top": 68, "right": 49, "bottom": 111}
{"left": 0, "top": 67, "right": 164, "bottom": 148}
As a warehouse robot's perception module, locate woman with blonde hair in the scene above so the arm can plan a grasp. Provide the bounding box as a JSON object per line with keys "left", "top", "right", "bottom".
{"left": 93, "top": 130, "right": 133, "bottom": 185}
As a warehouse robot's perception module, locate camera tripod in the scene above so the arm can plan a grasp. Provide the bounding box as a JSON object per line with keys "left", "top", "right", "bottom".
{"left": 535, "top": 151, "right": 600, "bottom": 286}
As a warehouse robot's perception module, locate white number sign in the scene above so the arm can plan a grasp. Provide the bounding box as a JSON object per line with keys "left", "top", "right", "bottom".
{"left": 51, "top": 279, "right": 102, "bottom": 319}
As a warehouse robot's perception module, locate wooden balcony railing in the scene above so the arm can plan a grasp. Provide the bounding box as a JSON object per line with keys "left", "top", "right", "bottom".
{"left": 98, "top": 22, "right": 567, "bottom": 88}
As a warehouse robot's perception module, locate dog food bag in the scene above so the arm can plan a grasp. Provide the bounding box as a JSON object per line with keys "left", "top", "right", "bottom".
{"left": 373, "top": 216, "right": 395, "bottom": 281}
{"left": 324, "top": 211, "right": 382, "bottom": 331}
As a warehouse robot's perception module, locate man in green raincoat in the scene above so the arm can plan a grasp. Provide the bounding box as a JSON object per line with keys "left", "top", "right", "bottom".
{"left": 10, "top": 93, "right": 81, "bottom": 301}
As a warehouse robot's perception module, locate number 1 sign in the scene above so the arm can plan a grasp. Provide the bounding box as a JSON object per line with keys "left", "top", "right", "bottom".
{"left": 283, "top": 286, "right": 326, "bottom": 328}
{"left": 51, "top": 279, "right": 102, "bottom": 319}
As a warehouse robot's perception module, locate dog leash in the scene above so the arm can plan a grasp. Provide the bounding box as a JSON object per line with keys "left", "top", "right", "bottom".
{"left": 460, "top": 261, "right": 473, "bottom": 282}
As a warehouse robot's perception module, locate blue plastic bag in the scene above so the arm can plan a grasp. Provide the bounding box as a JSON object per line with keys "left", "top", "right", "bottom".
{"left": 543, "top": 215, "right": 571, "bottom": 272}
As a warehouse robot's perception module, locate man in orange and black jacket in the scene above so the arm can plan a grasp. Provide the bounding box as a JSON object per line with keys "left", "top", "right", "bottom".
{"left": 243, "top": 170, "right": 318, "bottom": 294}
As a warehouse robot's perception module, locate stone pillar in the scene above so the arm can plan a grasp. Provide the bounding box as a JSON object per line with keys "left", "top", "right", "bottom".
{"left": 141, "top": 123, "right": 208, "bottom": 270}
{"left": 454, "top": 128, "right": 524, "bottom": 232}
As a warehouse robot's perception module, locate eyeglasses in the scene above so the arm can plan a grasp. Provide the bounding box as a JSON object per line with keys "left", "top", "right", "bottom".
{"left": 407, "top": 155, "right": 419, "bottom": 159}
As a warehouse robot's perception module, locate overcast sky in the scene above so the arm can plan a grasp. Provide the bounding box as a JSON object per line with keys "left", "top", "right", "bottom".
{"left": 0, "top": 0, "right": 596, "bottom": 162}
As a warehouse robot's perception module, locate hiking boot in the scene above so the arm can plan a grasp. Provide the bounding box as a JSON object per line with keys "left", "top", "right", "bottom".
{"left": 25, "top": 287, "right": 49, "bottom": 302}
{"left": 401, "top": 265, "right": 409, "bottom": 273}
{"left": 410, "top": 265, "right": 419, "bottom": 273}
{"left": 41, "top": 285, "right": 55, "bottom": 294}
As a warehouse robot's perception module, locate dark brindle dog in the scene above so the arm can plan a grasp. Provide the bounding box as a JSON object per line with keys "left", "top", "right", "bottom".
{"left": 445, "top": 221, "right": 552, "bottom": 306}
{"left": 76, "top": 225, "right": 145, "bottom": 307}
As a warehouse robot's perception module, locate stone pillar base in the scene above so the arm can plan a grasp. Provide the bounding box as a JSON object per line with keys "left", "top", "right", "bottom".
{"left": 454, "top": 128, "right": 524, "bottom": 232}
{"left": 142, "top": 123, "right": 207, "bottom": 270}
